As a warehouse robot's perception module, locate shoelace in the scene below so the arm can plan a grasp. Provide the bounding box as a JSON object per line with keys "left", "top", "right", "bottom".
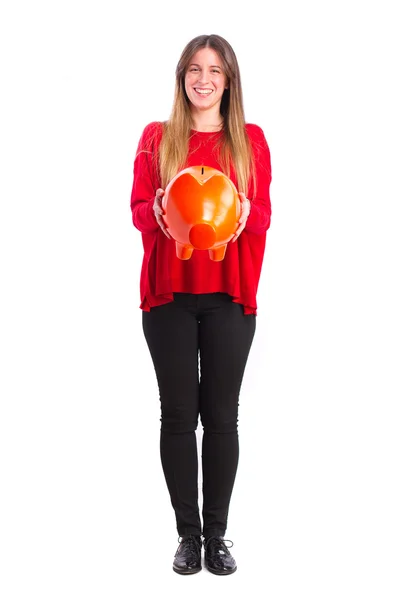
{"left": 204, "top": 536, "right": 233, "bottom": 556}
{"left": 176, "top": 535, "right": 201, "bottom": 557}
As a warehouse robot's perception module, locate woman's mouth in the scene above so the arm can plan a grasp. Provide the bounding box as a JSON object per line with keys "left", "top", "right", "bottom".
{"left": 193, "top": 88, "right": 213, "bottom": 97}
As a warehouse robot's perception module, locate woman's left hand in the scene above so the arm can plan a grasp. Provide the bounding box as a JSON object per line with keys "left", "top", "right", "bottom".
{"left": 231, "top": 192, "right": 251, "bottom": 242}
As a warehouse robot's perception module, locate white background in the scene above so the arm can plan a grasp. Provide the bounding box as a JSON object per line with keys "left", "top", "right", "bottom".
{"left": 1, "top": 0, "right": 399, "bottom": 598}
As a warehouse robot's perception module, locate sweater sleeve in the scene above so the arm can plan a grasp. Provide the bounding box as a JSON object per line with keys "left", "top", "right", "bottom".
{"left": 130, "top": 122, "right": 162, "bottom": 233}
{"left": 244, "top": 124, "right": 272, "bottom": 235}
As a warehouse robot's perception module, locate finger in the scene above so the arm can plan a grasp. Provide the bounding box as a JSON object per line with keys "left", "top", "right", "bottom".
{"left": 160, "top": 225, "right": 172, "bottom": 239}
{"left": 231, "top": 225, "right": 243, "bottom": 242}
{"left": 156, "top": 215, "right": 171, "bottom": 238}
{"left": 154, "top": 204, "right": 166, "bottom": 216}
{"left": 154, "top": 197, "right": 166, "bottom": 215}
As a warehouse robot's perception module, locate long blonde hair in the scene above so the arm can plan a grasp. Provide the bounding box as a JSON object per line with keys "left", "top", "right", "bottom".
{"left": 158, "top": 34, "right": 256, "bottom": 196}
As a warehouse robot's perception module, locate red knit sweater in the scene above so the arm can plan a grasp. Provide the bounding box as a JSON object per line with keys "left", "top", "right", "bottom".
{"left": 130, "top": 121, "right": 272, "bottom": 315}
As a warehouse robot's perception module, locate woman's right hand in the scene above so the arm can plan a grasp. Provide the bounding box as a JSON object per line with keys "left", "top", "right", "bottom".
{"left": 153, "top": 189, "right": 172, "bottom": 239}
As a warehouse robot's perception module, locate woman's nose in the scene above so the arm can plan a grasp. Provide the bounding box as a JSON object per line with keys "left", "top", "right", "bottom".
{"left": 196, "top": 73, "right": 209, "bottom": 85}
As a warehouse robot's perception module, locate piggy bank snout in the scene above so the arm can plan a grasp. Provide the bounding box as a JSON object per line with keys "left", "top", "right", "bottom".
{"left": 189, "top": 223, "right": 216, "bottom": 250}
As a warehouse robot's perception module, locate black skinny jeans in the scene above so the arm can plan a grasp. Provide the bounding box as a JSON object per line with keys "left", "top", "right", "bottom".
{"left": 142, "top": 292, "right": 256, "bottom": 538}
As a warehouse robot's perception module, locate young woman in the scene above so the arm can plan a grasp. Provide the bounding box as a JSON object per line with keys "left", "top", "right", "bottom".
{"left": 130, "top": 34, "right": 272, "bottom": 575}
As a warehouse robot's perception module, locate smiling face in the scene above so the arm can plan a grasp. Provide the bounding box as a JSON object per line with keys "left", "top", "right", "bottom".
{"left": 184, "top": 47, "right": 228, "bottom": 116}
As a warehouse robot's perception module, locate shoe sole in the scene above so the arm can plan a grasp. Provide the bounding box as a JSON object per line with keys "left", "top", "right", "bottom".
{"left": 205, "top": 564, "right": 237, "bottom": 576}
{"left": 173, "top": 566, "right": 202, "bottom": 575}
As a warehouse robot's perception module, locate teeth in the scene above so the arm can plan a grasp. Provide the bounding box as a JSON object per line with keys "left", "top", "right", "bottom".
{"left": 195, "top": 89, "right": 212, "bottom": 95}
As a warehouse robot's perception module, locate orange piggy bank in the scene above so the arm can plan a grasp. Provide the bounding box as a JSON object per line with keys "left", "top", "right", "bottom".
{"left": 162, "top": 165, "right": 240, "bottom": 261}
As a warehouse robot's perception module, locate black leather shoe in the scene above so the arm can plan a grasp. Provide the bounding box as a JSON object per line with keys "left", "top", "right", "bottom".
{"left": 173, "top": 535, "right": 202, "bottom": 575}
{"left": 204, "top": 536, "right": 237, "bottom": 575}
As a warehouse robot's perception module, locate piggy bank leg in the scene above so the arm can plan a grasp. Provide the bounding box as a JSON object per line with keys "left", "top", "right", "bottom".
{"left": 176, "top": 242, "right": 194, "bottom": 260}
{"left": 209, "top": 245, "right": 227, "bottom": 261}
